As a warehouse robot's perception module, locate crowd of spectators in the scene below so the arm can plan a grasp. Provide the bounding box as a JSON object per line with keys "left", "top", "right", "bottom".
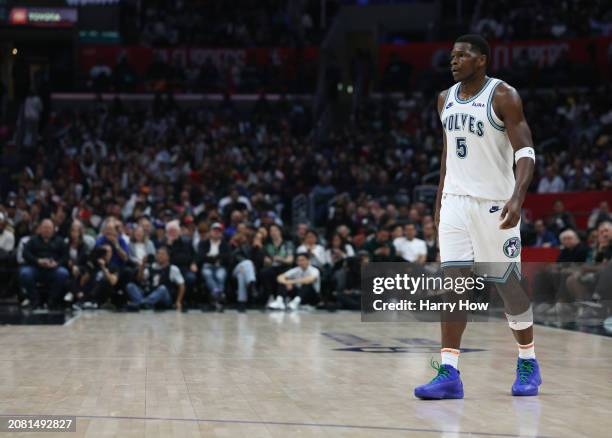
{"left": 472, "top": 0, "right": 612, "bottom": 41}
{"left": 0, "top": 79, "right": 610, "bottom": 316}
{"left": 122, "top": 0, "right": 331, "bottom": 48}
{"left": 123, "top": 0, "right": 612, "bottom": 49}
{"left": 85, "top": 49, "right": 317, "bottom": 94}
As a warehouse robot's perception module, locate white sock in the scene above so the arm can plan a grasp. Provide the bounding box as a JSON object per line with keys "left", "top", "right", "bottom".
{"left": 518, "top": 342, "right": 536, "bottom": 359}
{"left": 441, "top": 348, "right": 460, "bottom": 369}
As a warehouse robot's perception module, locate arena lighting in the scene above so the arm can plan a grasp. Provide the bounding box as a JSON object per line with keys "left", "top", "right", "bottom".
{"left": 337, "top": 83, "right": 343, "bottom": 91}
{"left": 11, "top": 48, "right": 18, "bottom": 56}
{"left": 9, "top": 7, "right": 26, "bottom": 24}
{"left": 347, "top": 85, "right": 354, "bottom": 94}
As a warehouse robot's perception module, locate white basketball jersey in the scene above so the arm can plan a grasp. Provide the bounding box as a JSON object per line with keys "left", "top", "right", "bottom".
{"left": 440, "top": 77, "right": 515, "bottom": 201}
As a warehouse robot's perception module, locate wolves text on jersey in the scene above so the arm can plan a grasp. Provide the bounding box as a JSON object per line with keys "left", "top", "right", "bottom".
{"left": 442, "top": 113, "right": 485, "bottom": 137}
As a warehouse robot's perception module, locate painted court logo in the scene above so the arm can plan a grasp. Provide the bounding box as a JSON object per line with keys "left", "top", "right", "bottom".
{"left": 503, "top": 237, "right": 521, "bottom": 258}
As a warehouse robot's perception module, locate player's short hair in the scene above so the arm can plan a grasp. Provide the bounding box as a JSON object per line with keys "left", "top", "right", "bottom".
{"left": 455, "top": 34, "right": 490, "bottom": 63}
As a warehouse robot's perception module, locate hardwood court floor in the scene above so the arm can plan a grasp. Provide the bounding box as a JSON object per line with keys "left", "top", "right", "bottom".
{"left": 1, "top": 310, "right": 611, "bottom": 437}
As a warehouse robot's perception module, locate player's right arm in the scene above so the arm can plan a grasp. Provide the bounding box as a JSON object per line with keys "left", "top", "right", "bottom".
{"left": 434, "top": 90, "right": 449, "bottom": 233}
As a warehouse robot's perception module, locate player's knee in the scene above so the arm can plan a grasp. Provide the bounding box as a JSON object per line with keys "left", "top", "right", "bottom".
{"left": 506, "top": 305, "right": 533, "bottom": 331}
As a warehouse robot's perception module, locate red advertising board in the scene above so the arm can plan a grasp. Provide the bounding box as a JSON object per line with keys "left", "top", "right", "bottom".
{"left": 379, "top": 37, "right": 612, "bottom": 77}
{"left": 79, "top": 46, "right": 319, "bottom": 77}
{"left": 80, "top": 36, "right": 612, "bottom": 81}
{"left": 523, "top": 191, "right": 611, "bottom": 229}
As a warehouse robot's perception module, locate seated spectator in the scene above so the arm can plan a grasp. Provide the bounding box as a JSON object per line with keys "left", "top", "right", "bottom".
{"left": 548, "top": 200, "right": 576, "bottom": 235}
{"left": 537, "top": 166, "right": 565, "bottom": 193}
{"left": 587, "top": 201, "right": 611, "bottom": 230}
{"left": 165, "top": 220, "right": 197, "bottom": 309}
{"left": 557, "top": 229, "right": 589, "bottom": 262}
{"left": 230, "top": 228, "right": 264, "bottom": 312}
{"left": 224, "top": 210, "right": 245, "bottom": 239}
{"left": 96, "top": 218, "right": 130, "bottom": 272}
{"left": 80, "top": 244, "right": 120, "bottom": 309}
{"left": 126, "top": 246, "right": 185, "bottom": 310}
{"left": 128, "top": 225, "right": 156, "bottom": 265}
{"left": 565, "top": 221, "right": 612, "bottom": 316}
{"left": 391, "top": 223, "right": 404, "bottom": 242}
{"left": 324, "top": 232, "right": 355, "bottom": 295}
{"left": 336, "top": 250, "right": 370, "bottom": 310}
{"left": 566, "top": 166, "right": 590, "bottom": 191}
{"left": 19, "top": 219, "right": 69, "bottom": 309}
{"left": 0, "top": 212, "right": 15, "bottom": 294}
{"left": 292, "top": 222, "right": 309, "bottom": 247}
{"left": 363, "top": 227, "right": 396, "bottom": 262}
{"left": 219, "top": 188, "right": 251, "bottom": 223}
{"left": 421, "top": 221, "right": 438, "bottom": 262}
{"left": 260, "top": 224, "right": 294, "bottom": 306}
{"left": 586, "top": 221, "right": 612, "bottom": 263}
{"left": 193, "top": 221, "right": 208, "bottom": 252}
{"left": 394, "top": 223, "right": 427, "bottom": 264}
{"left": 324, "top": 233, "right": 355, "bottom": 266}
{"left": 533, "top": 229, "right": 588, "bottom": 313}
{"left": 197, "top": 222, "right": 231, "bottom": 311}
{"left": 533, "top": 219, "right": 559, "bottom": 248}
{"left": 65, "top": 220, "right": 91, "bottom": 306}
{"left": 272, "top": 253, "right": 321, "bottom": 311}
{"left": 0, "top": 212, "right": 15, "bottom": 257}
{"left": 296, "top": 229, "right": 327, "bottom": 269}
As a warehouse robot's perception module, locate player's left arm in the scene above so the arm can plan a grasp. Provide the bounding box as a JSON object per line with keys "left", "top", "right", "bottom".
{"left": 493, "top": 83, "right": 535, "bottom": 230}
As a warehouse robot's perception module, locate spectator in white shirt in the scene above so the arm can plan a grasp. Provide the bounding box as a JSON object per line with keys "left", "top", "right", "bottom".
{"left": 0, "top": 212, "right": 15, "bottom": 255}
{"left": 128, "top": 225, "right": 156, "bottom": 265}
{"left": 587, "top": 201, "right": 611, "bottom": 229}
{"left": 395, "top": 223, "right": 427, "bottom": 264}
{"left": 296, "top": 229, "right": 327, "bottom": 269}
{"left": 537, "top": 166, "right": 565, "bottom": 193}
{"left": 269, "top": 253, "right": 320, "bottom": 311}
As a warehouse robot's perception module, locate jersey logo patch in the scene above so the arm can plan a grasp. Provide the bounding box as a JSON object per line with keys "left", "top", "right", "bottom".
{"left": 503, "top": 237, "right": 521, "bottom": 258}
{"left": 489, "top": 206, "right": 500, "bottom": 213}
{"left": 446, "top": 102, "right": 453, "bottom": 109}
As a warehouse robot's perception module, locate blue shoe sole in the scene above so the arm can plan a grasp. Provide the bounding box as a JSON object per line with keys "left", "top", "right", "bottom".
{"left": 512, "top": 388, "right": 539, "bottom": 396}
{"left": 415, "top": 394, "right": 464, "bottom": 400}
{"left": 415, "top": 390, "right": 464, "bottom": 400}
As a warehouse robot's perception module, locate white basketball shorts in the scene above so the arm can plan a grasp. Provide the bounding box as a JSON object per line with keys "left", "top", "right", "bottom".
{"left": 439, "top": 193, "right": 521, "bottom": 282}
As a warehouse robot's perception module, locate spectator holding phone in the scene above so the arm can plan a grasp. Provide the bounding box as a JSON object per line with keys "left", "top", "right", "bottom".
{"left": 127, "top": 246, "right": 185, "bottom": 311}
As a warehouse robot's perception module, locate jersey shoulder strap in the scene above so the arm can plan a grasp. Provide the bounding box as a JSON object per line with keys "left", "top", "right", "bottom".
{"left": 440, "top": 84, "right": 458, "bottom": 118}
{"left": 486, "top": 77, "right": 506, "bottom": 131}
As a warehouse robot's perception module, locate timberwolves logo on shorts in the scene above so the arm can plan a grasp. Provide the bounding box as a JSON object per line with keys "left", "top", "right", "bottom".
{"left": 503, "top": 237, "right": 521, "bottom": 258}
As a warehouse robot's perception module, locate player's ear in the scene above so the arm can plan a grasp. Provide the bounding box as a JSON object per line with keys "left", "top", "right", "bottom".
{"left": 478, "top": 54, "right": 487, "bottom": 69}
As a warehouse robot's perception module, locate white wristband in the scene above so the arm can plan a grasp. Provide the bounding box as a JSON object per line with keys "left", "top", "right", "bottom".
{"left": 515, "top": 147, "right": 535, "bottom": 164}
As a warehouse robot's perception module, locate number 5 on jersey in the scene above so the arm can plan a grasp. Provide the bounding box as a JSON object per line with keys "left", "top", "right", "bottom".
{"left": 456, "top": 137, "right": 467, "bottom": 159}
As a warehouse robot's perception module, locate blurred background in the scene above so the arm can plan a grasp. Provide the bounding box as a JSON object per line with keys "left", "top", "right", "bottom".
{"left": 0, "top": 0, "right": 610, "bottom": 328}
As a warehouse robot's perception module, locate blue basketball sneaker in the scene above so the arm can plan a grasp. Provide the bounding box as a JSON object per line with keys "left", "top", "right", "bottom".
{"left": 512, "top": 358, "right": 542, "bottom": 396}
{"left": 414, "top": 360, "right": 464, "bottom": 400}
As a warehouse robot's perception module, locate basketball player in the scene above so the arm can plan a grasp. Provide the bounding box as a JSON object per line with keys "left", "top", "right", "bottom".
{"left": 414, "top": 35, "right": 540, "bottom": 399}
